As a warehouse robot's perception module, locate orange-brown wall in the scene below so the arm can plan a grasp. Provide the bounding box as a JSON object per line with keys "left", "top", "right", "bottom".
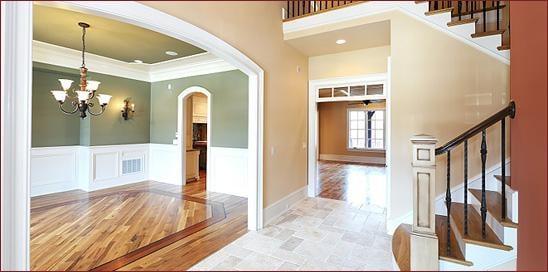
{"left": 510, "top": 2, "right": 547, "bottom": 271}
{"left": 318, "top": 101, "right": 386, "bottom": 161}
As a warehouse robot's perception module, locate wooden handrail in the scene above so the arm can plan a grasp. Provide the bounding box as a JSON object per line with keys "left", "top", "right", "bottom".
{"left": 435, "top": 101, "right": 515, "bottom": 155}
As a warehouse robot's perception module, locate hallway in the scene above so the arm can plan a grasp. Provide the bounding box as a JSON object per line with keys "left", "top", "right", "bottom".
{"left": 191, "top": 197, "right": 392, "bottom": 271}
{"left": 317, "top": 160, "right": 387, "bottom": 211}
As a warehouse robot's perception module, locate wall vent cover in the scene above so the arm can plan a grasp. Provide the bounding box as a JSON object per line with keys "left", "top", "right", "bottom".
{"left": 122, "top": 158, "right": 142, "bottom": 174}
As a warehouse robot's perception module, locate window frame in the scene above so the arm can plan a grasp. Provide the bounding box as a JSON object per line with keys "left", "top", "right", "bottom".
{"left": 346, "top": 108, "right": 386, "bottom": 152}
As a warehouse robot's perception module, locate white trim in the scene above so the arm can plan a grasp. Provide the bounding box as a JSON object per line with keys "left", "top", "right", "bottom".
{"left": 32, "top": 40, "right": 237, "bottom": 82}
{"left": 263, "top": 186, "right": 308, "bottom": 226}
{"left": 308, "top": 72, "right": 389, "bottom": 197}
{"left": 283, "top": 1, "right": 509, "bottom": 64}
{"left": 32, "top": 40, "right": 149, "bottom": 81}
{"left": 319, "top": 154, "right": 386, "bottom": 165}
{"left": 176, "top": 87, "right": 212, "bottom": 187}
{"left": 1, "top": 2, "right": 32, "bottom": 270}
{"left": 2, "top": 2, "right": 264, "bottom": 269}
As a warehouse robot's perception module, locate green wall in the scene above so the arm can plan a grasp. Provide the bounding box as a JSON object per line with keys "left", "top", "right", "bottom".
{"left": 32, "top": 66, "right": 81, "bottom": 147}
{"left": 150, "top": 70, "right": 249, "bottom": 148}
{"left": 32, "top": 62, "right": 151, "bottom": 147}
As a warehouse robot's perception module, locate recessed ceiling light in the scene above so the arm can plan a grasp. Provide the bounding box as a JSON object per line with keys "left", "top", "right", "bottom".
{"left": 133, "top": 59, "right": 143, "bottom": 64}
{"left": 165, "top": 51, "right": 178, "bottom": 56}
{"left": 336, "top": 39, "right": 347, "bottom": 45}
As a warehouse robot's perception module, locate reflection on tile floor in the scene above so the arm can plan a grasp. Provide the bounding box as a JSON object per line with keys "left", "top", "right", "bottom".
{"left": 190, "top": 197, "right": 393, "bottom": 271}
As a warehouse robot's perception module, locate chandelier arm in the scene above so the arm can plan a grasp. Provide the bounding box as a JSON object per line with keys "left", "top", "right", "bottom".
{"left": 58, "top": 102, "right": 79, "bottom": 115}
{"left": 87, "top": 105, "right": 105, "bottom": 116}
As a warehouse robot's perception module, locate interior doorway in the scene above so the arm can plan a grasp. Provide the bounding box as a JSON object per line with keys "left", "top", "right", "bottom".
{"left": 308, "top": 71, "right": 391, "bottom": 213}
{"left": 177, "top": 87, "right": 211, "bottom": 186}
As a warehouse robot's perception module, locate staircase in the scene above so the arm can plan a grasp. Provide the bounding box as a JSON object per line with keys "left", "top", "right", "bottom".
{"left": 393, "top": 102, "right": 517, "bottom": 270}
{"left": 417, "top": 0, "right": 510, "bottom": 60}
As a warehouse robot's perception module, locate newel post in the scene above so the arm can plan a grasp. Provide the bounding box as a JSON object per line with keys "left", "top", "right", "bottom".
{"left": 410, "top": 134, "right": 439, "bottom": 270}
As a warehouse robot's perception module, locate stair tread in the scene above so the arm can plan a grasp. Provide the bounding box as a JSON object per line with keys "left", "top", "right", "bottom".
{"left": 494, "top": 175, "right": 512, "bottom": 186}
{"left": 497, "top": 45, "right": 511, "bottom": 51}
{"left": 471, "top": 29, "right": 505, "bottom": 38}
{"left": 392, "top": 224, "right": 411, "bottom": 271}
{"left": 425, "top": 7, "right": 453, "bottom": 16}
{"left": 447, "top": 18, "right": 479, "bottom": 27}
{"left": 436, "top": 215, "right": 473, "bottom": 266}
{"left": 451, "top": 4, "right": 507, "bottom": 17}
{"left": 469, "top": 189, "right": 518, "bottom": 228}
{"left": 451, "top": 202, "right": 513, "bottom": 250}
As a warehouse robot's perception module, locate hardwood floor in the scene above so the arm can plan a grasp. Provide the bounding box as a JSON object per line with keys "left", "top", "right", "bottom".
{"left": 30, "top": 172, "right": 248, "bottom": 271}
{"left": 317, "top": 160, "right": 387, "bottom": 208}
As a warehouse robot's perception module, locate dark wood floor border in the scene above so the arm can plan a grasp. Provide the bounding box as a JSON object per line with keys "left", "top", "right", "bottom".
{"left": 31, "top": 188, "right": 227, "bottom": 271}
{"left": 91, "top": 203, "right": 226, "bottom": 271}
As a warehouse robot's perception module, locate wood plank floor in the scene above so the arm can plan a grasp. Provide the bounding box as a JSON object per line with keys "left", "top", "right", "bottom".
{"left": 317, "top": 160, "right": 387, "bottom": 208}
{"left": 30, "top": 172, "right": 248, "bottom": 271}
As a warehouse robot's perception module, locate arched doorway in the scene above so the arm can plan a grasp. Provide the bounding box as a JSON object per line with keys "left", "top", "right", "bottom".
{"left": 177, "top": 86, "right": 212, "bottom": 187}
{"left": 1, "top": 2, "right": 264, "bottom": 269}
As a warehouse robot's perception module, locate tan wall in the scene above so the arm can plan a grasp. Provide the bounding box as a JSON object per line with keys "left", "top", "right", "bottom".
{"left": 318, "top": 101, "right": 386, "bottom": 160}
{"left": 290, "top": 10, "right": 510, "bottom": 221}
{"left": 142, "top": 1, "right": 309, "bottom": 207}
{"left": 309, "top": 46, "right": 391, "bottom": 80}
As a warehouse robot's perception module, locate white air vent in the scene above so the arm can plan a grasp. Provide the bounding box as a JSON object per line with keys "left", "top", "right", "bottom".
{"left": 122, "top": 158, "right": 142, "bottom": 174}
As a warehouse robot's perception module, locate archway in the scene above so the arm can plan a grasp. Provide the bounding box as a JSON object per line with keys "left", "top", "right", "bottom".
{"left": 1, "top": 2, "right": 264, "bottom": 269}
{"left": 177, "top": 86, "right": 212, "bottom": 187}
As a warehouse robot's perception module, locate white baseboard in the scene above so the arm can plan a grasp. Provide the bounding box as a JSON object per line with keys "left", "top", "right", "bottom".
{"left": 386, "top": 211, "right": 413, "bottom": 235}
{"left": 319, "top": 153, "right": 386, "bottom": 165}
{"left": 264, "top": 186, "right": 308, "bottom": 226}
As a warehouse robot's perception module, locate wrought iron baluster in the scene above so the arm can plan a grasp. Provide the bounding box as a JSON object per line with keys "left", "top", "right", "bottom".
{"left": 496, "top": 1, "right": 500, "bottom": 30}
{"left": 458, "top": 1, "right": 462, "bottom": 20}
{"left": 501, "top": 118, "right": 506, "bottom": 220}
{"left": 471, "top": 1, "right": 474, "bottom": 19}
{"left": 464, "top": 139, "right": 469, "bottom": 235}
{"left": 446, "top": 150, "right": 452, "bottom": 255}
{"left": 483, "top": 1, "right": 487, "bottom": 32}
{"left": 481, "top": 130, "right": 488, "bottom": 238}
{"left": 435, "top": 1, "right": 439, "bottom": 10}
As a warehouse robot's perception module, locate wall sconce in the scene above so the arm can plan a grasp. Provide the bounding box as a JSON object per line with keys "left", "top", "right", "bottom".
{"left": 121, "top": 98, "right": 135, "bottom": 120}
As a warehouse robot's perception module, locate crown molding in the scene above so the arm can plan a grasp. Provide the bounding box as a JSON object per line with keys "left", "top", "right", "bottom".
{"left": 32, "top": 40, "right": 237, "bottom": 82}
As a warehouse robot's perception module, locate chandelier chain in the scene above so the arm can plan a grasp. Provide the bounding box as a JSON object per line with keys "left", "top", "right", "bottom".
{"left": 81, "top": 25, "right": 86, "bottom": 67}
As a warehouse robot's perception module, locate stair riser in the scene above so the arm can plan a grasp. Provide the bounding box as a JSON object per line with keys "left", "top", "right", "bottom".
{"left": 463, "top": 243, "right": 516, "bottom": 270}
{"left": 496, "top": 183, "right": 518, "bottom": 222}
{"left": 449, "top": 23, "right": 476, "bottom": 37}
{"left": 469, "top": 196, "right": 505, "bottom": 242}
{"left": 472, "top": 35, "right": 502, "bottom": 50}
{"left": 426, "top": 12, "right": 453, "bottom": 27}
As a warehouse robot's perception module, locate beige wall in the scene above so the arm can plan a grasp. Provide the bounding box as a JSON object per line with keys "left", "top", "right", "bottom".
{"left": 290, "top": 10, "right": 510, "bottom": 221}
{"left": 142, "top": 1, "right": 309, "bottom": 207}
{"left": 309, "top": 46, "right": 390, "bottom": 80}
{"left": 318, "top": 101, "right": 386, "bottom": 160}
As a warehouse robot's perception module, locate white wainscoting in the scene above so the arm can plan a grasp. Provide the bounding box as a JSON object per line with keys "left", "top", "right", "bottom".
{"left": 319, "top": 153, "right": 386, "bottom": 165}
{"left": 31, "top": 144, "right": 250, "bottom": 198}
{"left": 31, "top": 144, "right": 149, "bottom": 196}
{"left": 148, "top": 143, "right": 179, "bottom": 185}
{"left": 30, "top": 146, "right": 81, "bottom": 197}
{"left": 208, "top": 147, "right": 248, "bottom": 197}
{"left": 87, "top": 144, "right": 149, "bottom": 191}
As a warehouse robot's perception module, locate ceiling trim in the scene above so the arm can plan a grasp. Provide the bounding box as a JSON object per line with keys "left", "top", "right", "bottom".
{"left": 32, "top": 40, "right": 237, "bottom": 82}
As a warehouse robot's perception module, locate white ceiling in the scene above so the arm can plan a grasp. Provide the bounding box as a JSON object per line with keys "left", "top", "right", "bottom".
{"left": 285, "top": 20, "right": 391, "bottom": 57}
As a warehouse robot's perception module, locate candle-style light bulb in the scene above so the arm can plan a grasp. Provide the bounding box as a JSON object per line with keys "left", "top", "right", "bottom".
{"left": 131, "top": 104, "right": 135, "bottom": 111}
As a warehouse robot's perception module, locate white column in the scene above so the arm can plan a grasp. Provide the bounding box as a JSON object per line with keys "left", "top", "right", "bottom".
{"left": 410, "top": 134, "right": 439, "bottom": 270}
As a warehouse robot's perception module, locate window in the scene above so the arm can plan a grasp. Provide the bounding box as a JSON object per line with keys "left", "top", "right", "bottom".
{"left": 348, "top": 109, "right": 385, "bottom": 150}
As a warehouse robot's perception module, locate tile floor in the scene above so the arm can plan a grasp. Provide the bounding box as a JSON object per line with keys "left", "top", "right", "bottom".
{"left": 190, "top": 197, "right": 393, "bottom": 271}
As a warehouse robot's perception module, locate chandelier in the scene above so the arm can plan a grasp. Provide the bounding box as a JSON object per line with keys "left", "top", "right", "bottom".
{"left": 50, "top": 22, "right": 111, "bottom": 119}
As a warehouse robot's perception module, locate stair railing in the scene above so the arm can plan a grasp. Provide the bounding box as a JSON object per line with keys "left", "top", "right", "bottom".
{"left": 434, "top": 101, "right": 516, "bottom": 255}
{"left": 428, "top": 1, "right": 509, "bottom": 34}
{"left": 283, "top": 1, "right": 359, "bottom": 21}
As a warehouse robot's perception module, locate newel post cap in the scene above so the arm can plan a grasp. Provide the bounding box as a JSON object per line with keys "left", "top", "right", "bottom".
{"left": 410, "top": 134, "right": 438, "bottom": 144}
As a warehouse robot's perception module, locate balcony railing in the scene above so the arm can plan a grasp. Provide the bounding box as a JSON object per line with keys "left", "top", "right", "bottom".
{"left": 283, "top": 1, "right": 361, "bottom": 21}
